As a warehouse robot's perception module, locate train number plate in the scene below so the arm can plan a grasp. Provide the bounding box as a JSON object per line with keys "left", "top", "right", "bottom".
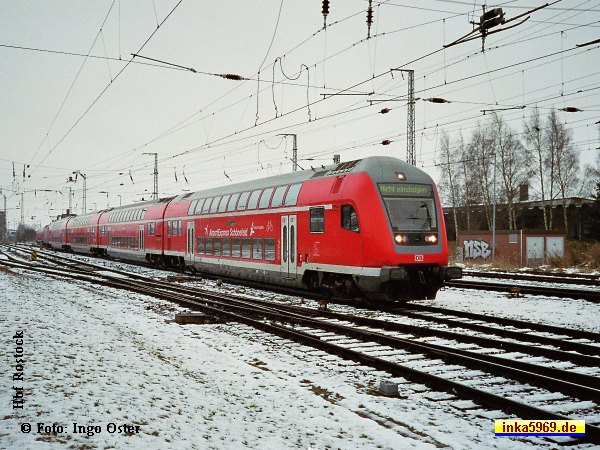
{"left": 415, "top": 255, "right": 424, "bottom": 262}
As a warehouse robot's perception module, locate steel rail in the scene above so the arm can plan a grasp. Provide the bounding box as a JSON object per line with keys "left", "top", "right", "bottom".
{"left": 2, "top": 257, "right": 600, "bottom": 445}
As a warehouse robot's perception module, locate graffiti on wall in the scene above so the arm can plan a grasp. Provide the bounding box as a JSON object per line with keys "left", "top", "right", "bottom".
{"left": 463, "top": 239, "right": 492, "bottom": 259}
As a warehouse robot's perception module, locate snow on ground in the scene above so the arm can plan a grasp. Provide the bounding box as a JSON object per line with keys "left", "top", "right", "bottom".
{"left": 1, "top": 266, "right": 597, "bottom": 449}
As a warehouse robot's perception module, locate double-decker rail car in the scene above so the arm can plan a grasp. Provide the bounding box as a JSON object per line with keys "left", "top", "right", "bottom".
{"left": 101, "top": 199, "right": 168, "bottom": 263}
{"left": 66, "top": 212, "right": 104, "bottom": 254}
{"left": 47, "top": 216, "right": 74, "bottom": 250}
{"left": 40, "top": 156, "right": 461, "bottom": 301}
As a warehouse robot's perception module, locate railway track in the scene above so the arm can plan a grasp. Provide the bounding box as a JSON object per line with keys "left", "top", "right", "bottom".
{"left": 463, "top": 269, "right": 600, "bottom": 285}
{"left": 2, "top": 245, "right": 600, "bottom": 445}
{"left": 447, "top": 278, "right": 600, "bottom": 303}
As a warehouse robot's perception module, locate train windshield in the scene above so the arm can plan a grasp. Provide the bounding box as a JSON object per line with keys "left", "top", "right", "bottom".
{"left": 383, "top": 197, "right": 437, "bottom": 231}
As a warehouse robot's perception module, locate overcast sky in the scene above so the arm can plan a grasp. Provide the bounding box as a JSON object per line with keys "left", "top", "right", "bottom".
{"left": 1, "top": 0, "right": 599, "bottom": 228}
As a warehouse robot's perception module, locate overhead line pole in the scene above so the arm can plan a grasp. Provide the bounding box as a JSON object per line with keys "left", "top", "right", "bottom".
{"left": 277, "top": 134, "right": 298, "bottom": 171}
{"left": 143, "top": 153, "right": 159, "bottom": 200}
{"left": 391, "top": 69, "right": 415, "bottom": 165}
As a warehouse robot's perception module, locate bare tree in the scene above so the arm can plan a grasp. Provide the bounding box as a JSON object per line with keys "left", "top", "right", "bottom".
{"left": 469, "top": 122, "right": 495, "bottom": 230}
{"left": 491, "top": 113, "right": 527, "bottom": 230}
{"left": 547, "top": 111, "right": 580, "bottom": 231}
{"left": 523, "top": 108, "right": 550, "bottom": 229}
{"left": 438, "top": 130, "right": 462, "bottom": 240}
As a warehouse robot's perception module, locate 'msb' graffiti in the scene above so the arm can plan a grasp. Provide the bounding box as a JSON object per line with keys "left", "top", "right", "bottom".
{"left": 463, "top": 239, "right": 492, "bottom": 259}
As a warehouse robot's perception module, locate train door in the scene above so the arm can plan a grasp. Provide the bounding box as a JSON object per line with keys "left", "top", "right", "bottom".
{"left": 280, "top": 215, "right": 297, "bottom": 278}
{"left": 139, "top": 225, "right": 144, "bottom": 253}
{"left": 186, "top": 222, "right": 195, "bottom": 264}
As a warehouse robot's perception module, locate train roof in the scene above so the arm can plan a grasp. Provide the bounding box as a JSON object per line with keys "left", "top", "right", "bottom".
{"left": 171, "top": 156, "right": 434, "bottom": 202}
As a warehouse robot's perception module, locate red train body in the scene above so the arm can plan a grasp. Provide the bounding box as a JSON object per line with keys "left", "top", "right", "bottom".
{"left": 40, "top": 157, "right": 461, "bottom": 301}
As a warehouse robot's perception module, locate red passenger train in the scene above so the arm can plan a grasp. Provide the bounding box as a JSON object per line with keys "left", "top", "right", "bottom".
{"left": 39, "top": 156, "right": 461, "bottom": 301}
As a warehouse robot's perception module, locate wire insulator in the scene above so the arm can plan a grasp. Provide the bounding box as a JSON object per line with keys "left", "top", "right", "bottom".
{"left": 322, "top": 0, "right": 329, "bottom": 28}
{"left": 220, "top": 73, "right": 245, "bottom": 81}
{"left": 424, "top": 97, "right": 451, "bottom": 103}
{"left": 366, "top": 0, "right": 373, "bottom": 38}
{"left": 559, "top": 107, "right": 582, "bottom": 112}
{"left": 381, "top": 139, "right": 391, "bottom": 146}
{"left": 380, "top": 108, "right": 390, "bottom": 114}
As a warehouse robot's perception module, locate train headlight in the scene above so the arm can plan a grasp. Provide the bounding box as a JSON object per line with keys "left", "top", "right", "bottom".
{"left": 394, "top": 233, "right": 408, "bottom": 244}
{"left": 424, "top": 233, "right": 438, "bottom": 244}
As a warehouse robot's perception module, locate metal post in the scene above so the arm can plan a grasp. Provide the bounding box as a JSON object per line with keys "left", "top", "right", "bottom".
{"left": 20, "top": 192, "right": 24, "bottom": 225}
{"left": 277, "top": 134, "right": 299, "bottom": 171}
{"left": 143, "top": 153, "right": 159, "bottom": 199}
{"left": 406, "top": 69, "right": 415, "bottom": 165}
{"left": 390, "top": 69, "right": 415, "bottom": 165}
{"left": 68, "top": 186, "right": 72, "bottom": 214}
{"left": 492, "top": 152, "right": 496, "bottom": 265}
{"left": 82, "top": 173, "right": 87, "bottom": 213}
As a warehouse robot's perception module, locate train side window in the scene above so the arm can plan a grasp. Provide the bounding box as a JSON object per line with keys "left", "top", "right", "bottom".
{"left": 214, "top": 238, "right": 222, "bottom": 256}
{"left": 167, "top": 221, "right": 172, "bottom": 236}
{"left": 252, "top": 238, "right": 263, "bottom": 259}
{"left": 284, "top": 183, "right": 302, "bottom": 206}
{"left": 202, "top": 198, "right": 213, "bottom": 214}
{"left": 270, "top": 186, "right": 287, "bottom": 208}
{"left": 209, "top": 197, "right": 221, "bottom": 213}
{"left": 194, "top": 199, "right": 205, "bottom": 215}
{"left": 341, "top": 205, "right": 360, "bottom": 232}
{"left": 264, "top": 238, "right": 276, "bottom": 261}
{"left": 241, "top": 238, "right": 251, "bottom": 258}
{"left": 247, "top": 190, "right": 261, "bottom": 210}
{"left": 148, "top": 222, "right": 155, "bottom": 235}
{"left": 218, "top": 194, "right": 230, "bottom": 213}
{"left": 237, "top": 191, "right": 250, "bottom": 211}
{"left": 310, "top": 207, "right": 325, "bottom": 233}
{"left": 205, "top": 238, "right": 213, "bottom": 255}
{"left": 188, "top": 200, "right": 198, "bottom": 215}
{"left": 227, "top": 193, "right": 240, "bottom": 211}
{"left": 231, "top": 238, "right": 241, "bottom": 257}
{"left": 258, "top": 187, "right": 274, "bottom": 209}
{"left": 197, "top": 237, "right": 205, "bottom": 254}
{"left": 222, "top": 238, "right": 231, "bottom": 257}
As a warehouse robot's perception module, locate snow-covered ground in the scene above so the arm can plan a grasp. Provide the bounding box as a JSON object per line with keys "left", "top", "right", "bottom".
{"left": 1, "top": 264, "right": 598, "bottom": 449}
{"left": 416, "top": 287, "right": 600, "bottom": 333}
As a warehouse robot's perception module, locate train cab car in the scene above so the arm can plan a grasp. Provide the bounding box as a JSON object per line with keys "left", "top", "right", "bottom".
{"left": 175, "top": 156, "right": 460, "bottom": 301}
{"left": 65, "top": 212, "right": 103, "bottom": 254}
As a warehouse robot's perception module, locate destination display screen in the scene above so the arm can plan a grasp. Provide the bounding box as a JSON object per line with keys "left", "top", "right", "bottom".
{"left": 378, "top": 183, "right": 433, "bottom": 197}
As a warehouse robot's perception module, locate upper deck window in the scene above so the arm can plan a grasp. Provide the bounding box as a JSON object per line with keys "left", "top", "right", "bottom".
{"left": 271, "top": 186, "right": 287, "bottom": 208}
{"left": 284, "top": 183, "right": 302, "bottom": 206}
{"left": 227, "top": 193, "right": 240, "bottom": 212}
{"left": 202, "top": 198, "right": 213, "bottom": 214}
{"left": 194, "top": 199, "right": 205, "bottom": 215}
{"left": 237, "top": 191, "right": 250, "bottom": 211}
{"left": 218, "top": 194, "right": 230, "bottom": 213}
{"left": 258, "top": 188, "right": 274, "bottom": 209}
{"left": 247, "top": 190, "right": 262, "bottom": 210}
{"left": 209, "top": 197, "right": 221, "bottom": 213}
{"left": 188, "top": 200, "right": 198, "bottom": 216}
